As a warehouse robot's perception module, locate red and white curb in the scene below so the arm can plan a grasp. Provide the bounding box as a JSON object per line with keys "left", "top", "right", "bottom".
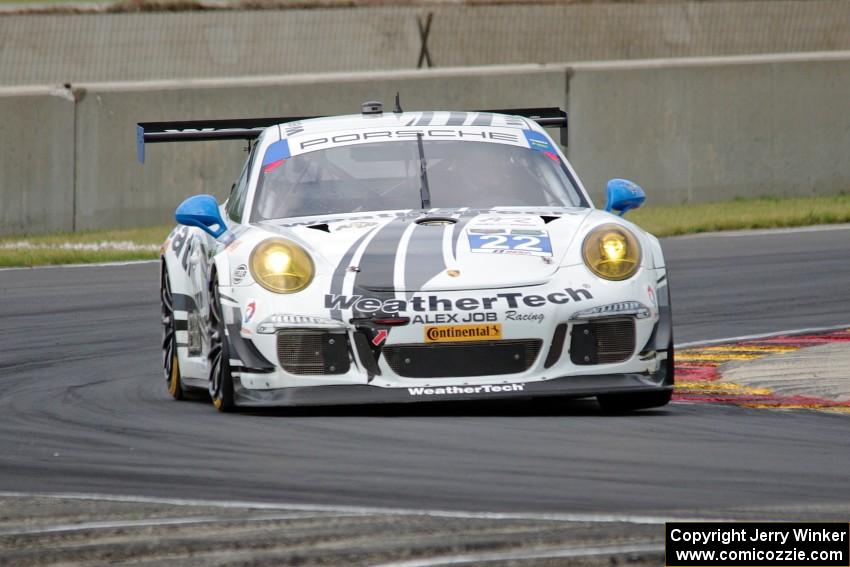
{"left": 675, "top": 328, "right": 850, "bottom": 413}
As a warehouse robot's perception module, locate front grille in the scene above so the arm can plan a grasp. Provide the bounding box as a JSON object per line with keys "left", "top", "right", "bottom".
{"left": 570, "top": 318, "right": 636, "bottom": 365}
{"left": 383, "top": 340, "right": 542, "bottom": 378}
{"left": 276, "top": 330, "right": 350, "bottom": 375}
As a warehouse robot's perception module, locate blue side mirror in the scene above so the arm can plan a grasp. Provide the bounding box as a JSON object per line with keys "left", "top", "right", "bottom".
{"left": 175, "top": 194, "right": 227, "bottom": 238}
{"left": 604, "top": 178, "right": 646, "bottom": 216}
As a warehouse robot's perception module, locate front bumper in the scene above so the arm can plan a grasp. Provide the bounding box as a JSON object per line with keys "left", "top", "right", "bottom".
{"left": 225, "top": 266, "right": 674, "bottom": 406}
{"left": 232, "top": 368, "right": 671, "bottom": 408}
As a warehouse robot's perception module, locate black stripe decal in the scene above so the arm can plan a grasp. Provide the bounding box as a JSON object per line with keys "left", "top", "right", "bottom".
{"left": 403, "top": 224, "right": 450, "bottom": 295}
{"left": 354, "top": 218, "right": 411, "bottom": 291}
{"left": 446, "top": 111, "right": 467, "bottom": 126}
{"left": 328, "top": 230, "right": 375, "bottom": 321}
{"left": 451, "top": 214, "right": 477, "bottom": 261}
{"left": 174, "top": 320, "right": 189, "bottom": 331}
{"left": 471, "top": 113, "right": 493, "bottom": 126}
{"left": 415, "top": 112, "right": 434, "bottom": 126}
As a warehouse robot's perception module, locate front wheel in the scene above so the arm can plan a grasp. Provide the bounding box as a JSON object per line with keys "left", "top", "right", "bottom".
{"left": 208, "top": 275, "right": 235, "bottom": 412}
{"left": 161, "top": 262, "right": 185, "bottom": 400}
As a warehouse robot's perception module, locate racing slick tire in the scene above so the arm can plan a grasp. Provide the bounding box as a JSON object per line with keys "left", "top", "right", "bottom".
{"left": 161, "top": 262, "right": 186, "bottom": 400}
{"left": 597, "top": 334, "right": 675, "bottom": 413}
{"left": 598, "top": 282, "right": 676, "bottom": 413}
{"left": 208, "top": 273, "right": 235, "bottom": 413}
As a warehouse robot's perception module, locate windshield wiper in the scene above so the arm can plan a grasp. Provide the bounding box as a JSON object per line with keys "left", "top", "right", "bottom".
{"left": 416, "top": 133, "right": 431, "bottom": 209}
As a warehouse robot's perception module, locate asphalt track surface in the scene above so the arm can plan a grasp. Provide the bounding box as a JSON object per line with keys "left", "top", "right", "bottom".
{"left": 1, "top": 226, "right": 849, "bottom": 518}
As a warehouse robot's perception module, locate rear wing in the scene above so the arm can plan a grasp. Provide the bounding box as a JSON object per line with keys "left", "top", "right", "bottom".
{"left": 482, "top": 107, "right": 568, "bottom": 146}
{"left": 483, "top": 107, "right": 568, "bottom": 129}
{"left": 136, "top": 116, "right": 313, "bottom": 163}
{"left": 136, "top": 107, "right": 567, "bottom": 163}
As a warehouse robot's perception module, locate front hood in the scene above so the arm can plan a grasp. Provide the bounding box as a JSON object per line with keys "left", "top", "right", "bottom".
{"left": 259, "top": 208, "right": 592, "bottom": 292}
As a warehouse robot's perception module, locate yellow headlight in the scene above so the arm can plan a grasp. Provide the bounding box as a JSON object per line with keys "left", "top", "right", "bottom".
{"left": 249, "top": 239, "right": 314, "bottom": 293}
{"left": 582, "top": 224, "right": 641, "bottom": 281}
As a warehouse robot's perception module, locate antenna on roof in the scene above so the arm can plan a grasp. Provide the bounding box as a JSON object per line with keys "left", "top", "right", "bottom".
{"left": 393, "top": 92, "right": 403, "bottom": 114}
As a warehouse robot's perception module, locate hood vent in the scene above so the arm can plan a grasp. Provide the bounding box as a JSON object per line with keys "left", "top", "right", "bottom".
{"left": 415, "top": 216, "right": 457, "bottom": 226}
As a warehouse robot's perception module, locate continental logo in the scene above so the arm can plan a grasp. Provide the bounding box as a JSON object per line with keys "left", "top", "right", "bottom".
{"left": 324, "top": 288, "right": 592, "bottom": 314}
{"left": 425, "top": 323, "right": 502, "bottom": 343}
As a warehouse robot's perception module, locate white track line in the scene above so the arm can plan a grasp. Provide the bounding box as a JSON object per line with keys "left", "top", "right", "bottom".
{"left": 675, "top": 323, "right": 850, "bottom": 349}
{"left": 666, "top": 223, "right": 850, "bottom": 240}
{"left": 0, "top": 259, "right": 157, "bottom": 272}
{"left": 372, "top": 542, "right": 663, "bottom": 567}
{"left": 0, "top": 241, "right": 159, "bottom": 252}
{"left": 0, "top": 491, "right": 708, "bottom": 526}
{"left": 0, "top": 512, "right": 351, "bottom": 537}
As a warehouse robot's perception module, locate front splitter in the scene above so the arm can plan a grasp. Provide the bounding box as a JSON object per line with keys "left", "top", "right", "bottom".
{"left": 233, "top": 371, "right": 670, "bottom": 408}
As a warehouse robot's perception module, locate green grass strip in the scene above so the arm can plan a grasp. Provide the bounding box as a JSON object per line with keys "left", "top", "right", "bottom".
{"left": 629, "top": 193, "right": 850, "bottom": 237}
{"left": 0, "top": 225, "right": 171, "bottom": 268}
{"left": 1, "top": 194, "right": 849, "bottom": 267}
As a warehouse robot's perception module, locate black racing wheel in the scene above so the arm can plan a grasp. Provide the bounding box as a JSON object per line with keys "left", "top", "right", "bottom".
{"left": 161, "top": 262, "right": 185, "bottom": 400}
{"left": 208, "top": 273, "right": 235, "bottom": 412}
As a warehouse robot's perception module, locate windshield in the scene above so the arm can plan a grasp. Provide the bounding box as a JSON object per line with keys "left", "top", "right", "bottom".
{"left": 251, "top": 139, "right": 585, "bottom": 221}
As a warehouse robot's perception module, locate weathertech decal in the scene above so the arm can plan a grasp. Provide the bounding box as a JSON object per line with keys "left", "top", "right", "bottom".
{"left": 325, "top": 288, "right": 593, "bottom": 314}
{"left": 408, "top": 384, "right": 524, "bottom": 396}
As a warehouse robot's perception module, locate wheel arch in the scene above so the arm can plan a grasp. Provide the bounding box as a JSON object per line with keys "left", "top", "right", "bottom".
{"left": 209, "top": 248, "right": 232, "bottom": 287}
{"left": 161, "top": 230, "right": 195, "bottom": 298}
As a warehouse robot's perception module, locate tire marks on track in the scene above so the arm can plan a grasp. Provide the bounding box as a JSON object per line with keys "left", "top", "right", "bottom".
{"left": 0, "top": 495, "right": 662, "bottom": 567}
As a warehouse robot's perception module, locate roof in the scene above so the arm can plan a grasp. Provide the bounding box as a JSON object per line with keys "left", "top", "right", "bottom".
{"left": 273, "top": 110, "right": 544, "bottom": 139}
{"left": 136, "top": 107, "right": 564, "bottom": 162}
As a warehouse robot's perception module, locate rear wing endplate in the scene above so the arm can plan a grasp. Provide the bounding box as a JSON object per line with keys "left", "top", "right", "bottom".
{"left": 135, "top": 107, "right": 567, "bottom": 163}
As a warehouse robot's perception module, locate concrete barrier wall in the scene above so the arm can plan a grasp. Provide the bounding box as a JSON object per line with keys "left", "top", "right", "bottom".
{"left": 2, "top": 52, "right": 849, "bottom": 235}
{"left": 0, "top": 87, "right": 75, "bottom": 235}
{"left": 567, "top": 52, "right": 850, "bottom": 205}
{"left": 0, "top": 8, "right": 419, "bottom": 85}
{"left": 431, "top": 1, "right": 850, "bottom": 66}
{"left": 2, "top": 0, "right": 850, "bottom": 85}
{"left": 74, "top": 65, "right": 567, "bottom": 231}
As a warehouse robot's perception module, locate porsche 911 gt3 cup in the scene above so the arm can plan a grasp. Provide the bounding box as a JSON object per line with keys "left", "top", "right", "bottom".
{"left": 138, "top": 102, "right": 673, "bottom": 413}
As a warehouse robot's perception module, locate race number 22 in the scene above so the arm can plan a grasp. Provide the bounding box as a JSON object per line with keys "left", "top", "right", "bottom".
{"left": 467, "top": 232, "right": 553, "bottom": 257}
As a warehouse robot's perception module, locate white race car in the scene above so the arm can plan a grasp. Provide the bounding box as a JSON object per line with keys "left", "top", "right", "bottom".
{"left": 138, "top": 102, "right": 673, "bottom": 413}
